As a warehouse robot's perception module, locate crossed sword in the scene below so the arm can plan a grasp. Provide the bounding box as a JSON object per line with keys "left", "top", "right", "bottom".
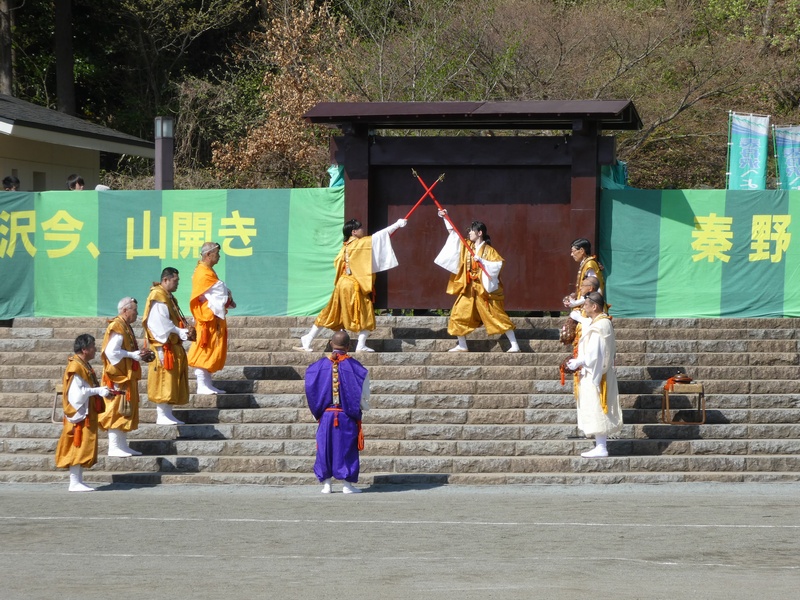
{"left": 391, "top": 169, "right": 488, "bottom": 277}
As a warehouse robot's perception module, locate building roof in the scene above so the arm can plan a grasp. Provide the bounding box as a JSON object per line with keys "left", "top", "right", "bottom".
{"left": 305, "top": 100, "right": 642, "bottom": 131}
{"left": 0, "top": 94, "right": 155, "bottom": 158}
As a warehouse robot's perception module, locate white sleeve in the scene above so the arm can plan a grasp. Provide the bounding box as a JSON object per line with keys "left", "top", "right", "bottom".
{"left": 584, "top": 330, "right": 607, "bottom": 388}
{"left": 147, "top": 302, "right": 180, "bottom": 343}
{"left": 569, "top": 296, "right": 585, "bottom": 308}
{"left": 434, "top": 229, "right": 461, "bottom": 274}
{"left": 479, "top": 258, "right": 502, "bottom": 294}
{"left": 569, "top": 309, "right": 592, "bottom": 328}
{"left": 370, "top": 227, "right": 400, "bottom": 273}
{"left": 202, "top": 280, "right": 230, "bottom": 319}
{"left": 66, "top": 375, "right": 93, "bottom": 422}
{"left": 103, "top": 332, "right": 125, "bottom": 366}
{"left": 360, "top": 372, "right": 371, "bottom": 411}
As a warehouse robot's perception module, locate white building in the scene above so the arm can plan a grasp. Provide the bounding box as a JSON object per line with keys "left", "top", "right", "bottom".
{"left": 0, "top": 94, "right": 154, "bottom": 191}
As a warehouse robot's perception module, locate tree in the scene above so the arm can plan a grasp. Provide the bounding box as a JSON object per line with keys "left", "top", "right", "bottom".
{"left": 0, "top": 0, "right": 12, "bottom": 95}
{"left": 54, "top": 0, "right": 75, "bottom": 114}
{"left": 117, "top": 0, "right": 251, "bottom": 109}
{"left": 212, "top": 0, "right": 353, "bottom": 187}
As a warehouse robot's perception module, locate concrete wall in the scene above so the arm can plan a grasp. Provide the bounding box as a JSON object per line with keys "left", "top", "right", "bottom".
{"left": 0, "top": 136, "right": 99, "bottom": 191}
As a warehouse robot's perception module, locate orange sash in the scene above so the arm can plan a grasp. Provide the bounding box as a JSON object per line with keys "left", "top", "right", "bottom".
{"left": 324, "top": 407, "right": 365, "bottom": 451}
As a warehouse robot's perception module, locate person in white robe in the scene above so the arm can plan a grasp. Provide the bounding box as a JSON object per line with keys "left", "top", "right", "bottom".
{"left": 567, "top": 291, "right": 622, "bottom": 458}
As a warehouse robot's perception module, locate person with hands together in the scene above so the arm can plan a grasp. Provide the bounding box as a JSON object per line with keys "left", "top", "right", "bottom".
{"left": 99, "top": 297, "right": 145, "bottom": 457}
{"left": 188, "top": 242, "right": 235, "bottom": 395}
{"left": 566, "top": 291, "right": 622, "bottom": 458}
{"left": 55, "top": 334, "right": 113, "bottom": 492}
{"left": 143, "top": 267, "right": 192, "bottom": 423}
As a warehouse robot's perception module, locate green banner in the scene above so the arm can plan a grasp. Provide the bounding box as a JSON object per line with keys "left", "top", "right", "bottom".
{"left": 727, "top": 112, "right": 770, "bottom": 190}
{"left": 0, "top": 188, "right": 344, "bottom": 318}
{"left": 0, "top": 192, "right": 35, "bottom": 318}
{"left": 4, "top": 187, "right": 798, "bottom": 319}
{"left": 600, "top": 189, "right": 797, "bottom": 318}
{"left": 774, "top": 125, "right": 800, "bottom": 190}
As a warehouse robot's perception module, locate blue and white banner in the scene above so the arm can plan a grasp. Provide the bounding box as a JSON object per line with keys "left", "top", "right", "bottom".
{"left": 727, "top": 112, "right": 770, "bottom": 190}
{"left": 774, "top": 125, "right": 800, "bottom": 190}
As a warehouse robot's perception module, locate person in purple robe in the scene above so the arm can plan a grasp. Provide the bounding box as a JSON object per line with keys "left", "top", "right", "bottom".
{"left": 305, "top": 330, "right": 370, "bottom": 493}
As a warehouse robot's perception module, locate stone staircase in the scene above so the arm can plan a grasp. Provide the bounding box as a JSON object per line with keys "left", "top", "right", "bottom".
{"left": 1, "top": 316, "right": 799, "bottom": 486}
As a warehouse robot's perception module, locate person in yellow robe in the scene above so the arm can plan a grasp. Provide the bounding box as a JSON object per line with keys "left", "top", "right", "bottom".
{"left": 188, "top": 242, "right": 235, "bottom": 395}
{"left": 566, "top": 292, "right": 622, "bottom": 458}
{"left": 142, "top": 267, "right": 191, "bottom": 424}
{"left": 298, "top": 217, "right": 407, "bottom": 353}
{"left": 100, "top": 297, "right": 143, "bottom": 456}
{"left": 434, "top": 210, "right": 519, "bottom": 353}
{"left": 55, "top": 334, "right": 112, "bottom": 492}
{"left": 563, "top": 237, "right": 605, "bottom": 311}
{"left": 562, "top": 239, "right": 608, "bottom": 392}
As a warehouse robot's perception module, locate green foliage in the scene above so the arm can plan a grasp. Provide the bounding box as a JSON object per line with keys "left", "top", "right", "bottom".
{"left": 8, "top": 0, "right": 800, "bottom": 189}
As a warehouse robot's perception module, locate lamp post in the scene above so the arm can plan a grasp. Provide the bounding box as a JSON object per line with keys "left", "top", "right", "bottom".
{"left": 154, "top": 116, "right": 174, "bottom": 190}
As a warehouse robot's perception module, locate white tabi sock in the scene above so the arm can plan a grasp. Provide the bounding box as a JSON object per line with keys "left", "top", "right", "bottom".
{"left": 301, "top": 325, "right": 320, "bottom": 351}
{"left": 449, "top": 336, "right": 468, "bottom": 352}
{"left": 342, "top": 481, "right": 362, "bottom": 494}
{"left": 505, "top": 330, "right": 520, "bottom": 353}
{"left": 195, "top": 367, "right": 221, "bottom": 395}
{"left": 68, "top": 465, "right": 94, "bottom": 492}
{"left": 581, "top": 435, "right": 609, "bottom": 458}
{"left": 355, "top": 330, "right": 374, "bottom": 352}
{"left": 108, "top": 429, "right": 133, "bottom": 457}
{"left": 156, "top": 403, "right": 184, "bottom": 425}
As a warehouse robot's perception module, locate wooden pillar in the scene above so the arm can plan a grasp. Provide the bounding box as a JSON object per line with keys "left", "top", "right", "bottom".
{"left": 569, "top": 119, "right": 600, "bottom": 248}
{"left": 332, "top": 126, "right": 370, "bottom": 230}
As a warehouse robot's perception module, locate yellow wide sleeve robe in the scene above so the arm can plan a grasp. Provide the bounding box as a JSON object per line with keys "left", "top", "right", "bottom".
{"left": 142, "top": 285, "right": 190, "bottom": 406}
{"left": 55, "top": 356, "right": 102, "bottom": 469}
{"left": 99, "top": 316, "right": 141, "bottom": 431}
{"left": 188, "top": 263, "right": 230, "bottom": 373}
{"left": 314, "top": 226, "right": 400, "bottom": 333}
{"left": 434, "top": 224, "right": 515, "bottom": 337}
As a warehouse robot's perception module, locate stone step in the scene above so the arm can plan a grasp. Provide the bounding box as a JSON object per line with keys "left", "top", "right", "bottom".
{"left": 2, "top": 376, "right": 798, "bottom": 397}
{"left": 5, "top": 360, "right": 795, "bottom": 390}
{"left": 5, "top": 406, "right": 800, "bottom": 427}
{"left": 3, "top": 468, "right": 800, "bottom": 486}
{"left": 0, "top": 317, "right": 798, "bottom": 345}
{"left": 6, "top": 421, "right": 800, "bottom": 441}
{"left": 2, "top": 315, "right": 799, "bottom": 486}
{"left": 3, "top": 391, "right": 799, "bottom": 411}
{"left": 614, "top": 328, "right": 800, "bottom": 340}
{"left": 2, "top": 330, "right": 798, "bottom": 352}
{"left": 3, "top": 451, "right": 800, "bottom": 475}
{"left": 2, "top": 360, "right": 799, "bottom": 384}
{"left": 6, "top": 436, "right": 800, "bottom": 458}
{"left": 0, "top": 340, "right": 800, "bottom": 374}
{"left": 6, "top": 315, "right": 800, "bottom": 330}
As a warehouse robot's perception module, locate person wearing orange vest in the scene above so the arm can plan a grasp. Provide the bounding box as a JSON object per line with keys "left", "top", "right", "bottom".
{"left": 99, "top": 297, "right": 144, "bottom": 456}
{"left": 188, "top": 242, "right": 235, "bottom": 395}
{"left": 142, "top": 267, "right": 192, "bottom": 424}
{"left": 563, "top": 237, "right": 605, "bottom": 311}
{"left": 55, "top": 334, "right": 113, "bottom": 492}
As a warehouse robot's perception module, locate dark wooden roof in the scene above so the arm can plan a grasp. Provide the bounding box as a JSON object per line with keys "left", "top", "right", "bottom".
{"left": 305, "top": 100, "right": 642, "bottom": 131}
{"left": 0, "top": 94, "right": 154, "bottom": 155}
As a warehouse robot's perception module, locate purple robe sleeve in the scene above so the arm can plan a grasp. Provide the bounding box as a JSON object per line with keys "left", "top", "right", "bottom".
{"left": 305, "top": 358, "right": 332, "bottom": 420}
{"left": 337, "top": 358, "right": 368, "bottom": 421}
